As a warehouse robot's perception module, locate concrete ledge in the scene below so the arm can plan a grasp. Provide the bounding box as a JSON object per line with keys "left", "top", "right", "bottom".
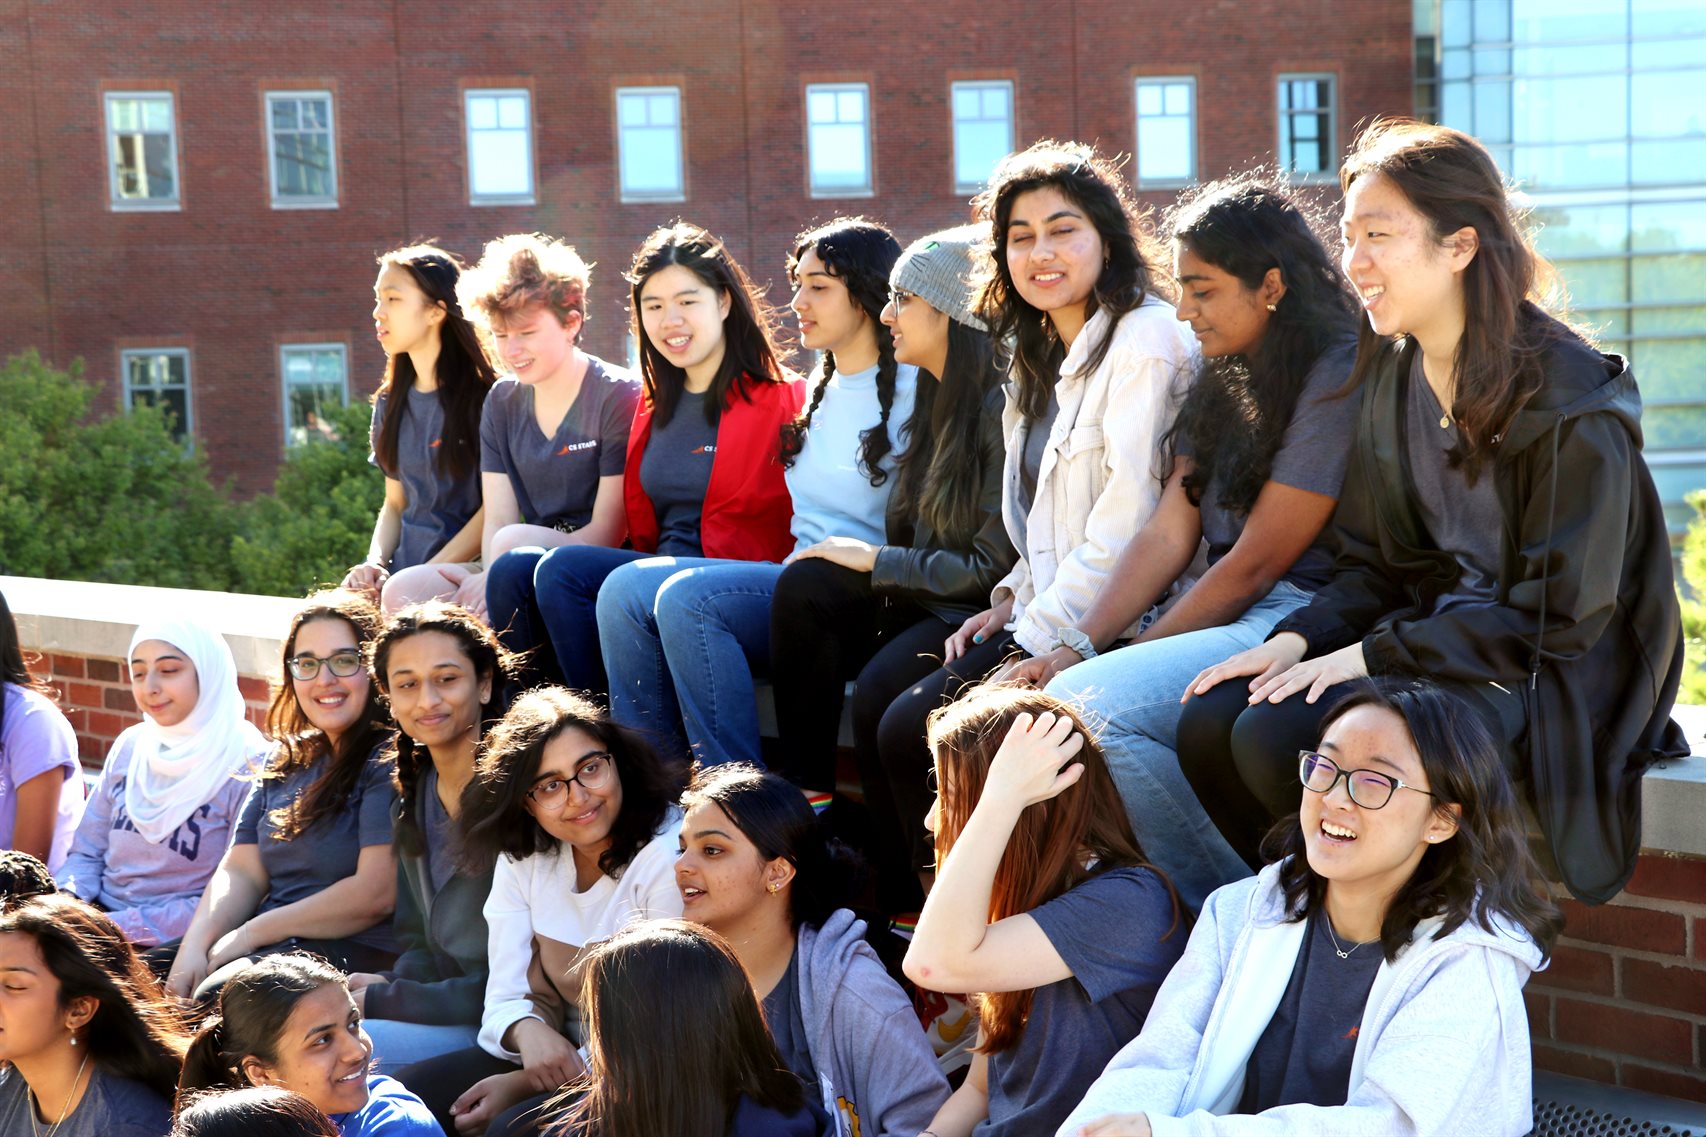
{"left": 1647, "top": 704, "right": 1706, "bottom": 859}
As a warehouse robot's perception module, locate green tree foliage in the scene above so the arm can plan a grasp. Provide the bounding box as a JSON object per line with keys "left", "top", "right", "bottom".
{"left": 1679, "top": 489, "right": 1706, "bottom": 705}
{"left": 228, "top": 399, "right": 380, "bottom": 598}
{"left": 0, "top": 351, "right": 237, "bottom": 589}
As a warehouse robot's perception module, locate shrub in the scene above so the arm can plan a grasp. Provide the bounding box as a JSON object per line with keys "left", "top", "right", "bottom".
{"left": 1679, "top": 489, "right": 1706, "bottom": 705}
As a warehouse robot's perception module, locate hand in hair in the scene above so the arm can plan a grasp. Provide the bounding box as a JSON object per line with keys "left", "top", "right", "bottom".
{"left": 786, "top": 535, "right": 879, "bottom": 573}
{"left": 1248, "top": 641, "right": 1369, "bottom": 706}
{"left": 1182, "top": 631, "right": 1309, "bottom": 702}
{"left": 945, "top": 596, "right": 1014, "bottom": 662}
{"left": 983, "top": 711, "right": 1086, "bottom": 811}
{"left": 1070, "top": 1113, "right": 1154, "bottom": 1137}
{"left": 434, "top": 564, "right": 489, "bottom": 621}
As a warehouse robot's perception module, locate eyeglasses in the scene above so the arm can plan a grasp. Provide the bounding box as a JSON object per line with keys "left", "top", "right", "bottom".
{"left": 1298, "top": 750, "right": 1435, "bottom": 811}
{"left": 526, "top": 753, "right": 617, "bottom": 809}
{"left": 286, "top": 650, "right": 364, "bottom": 682}
{"left": 888, "top": 288, "right": 918, "bottom": 312}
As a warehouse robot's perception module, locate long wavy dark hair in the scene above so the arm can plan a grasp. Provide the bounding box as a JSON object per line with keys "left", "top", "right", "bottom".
{"left": 553, "top": 921, "right": 804, "bottom": 1137}
{"left": 778, "top": 218, "right": 904, "bottom": 486}
{"left": 1340, "top": 119, "right": 1571, "bottom": 483}
{"left": 459, "top": 686, "right": 685, "bottom": 878}
{"left": 889, "top": 316, "right": 1003, "bottom": 547}
{"left": 372, "top": 244, "right": 498, "bottom": 482}
{"left": 973, "top": 140, "right": 1172, "bottom": 419}
{"left": 1267, "top": 677, "right": 1564, "bottom": 962}
{"left": 178, "top": 954, "right": 351, "bottom": 1096}
{"left": 1162, "top": 174, "right": 1359, "bottom": 516}
{"left": 627, "top": 223, "right": 789, "bottom": 429}
{"left": 0, "top": 894, "right": 190, "bottom": 1100}
{"left": 262, "top": 591, "right": 393, "bottom": 842}
{"left": 172, "top": 1087, "right": 340, "bottom": 1137}
{"left": 368, "top": 602, "right": 516, "bottom": 857}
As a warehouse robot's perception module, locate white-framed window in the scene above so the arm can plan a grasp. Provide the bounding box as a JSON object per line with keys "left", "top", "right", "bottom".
{"left": 265, "top": 91, "right": 337, "bottom": 207}
{"left": 280, "top": 344, "right": 348, "bottom": 448}
{"left": 951, "top": 80, "right": 1014, "bottom": 192}
{"left": 616, "top": 86, "right": 685, "bottom": 202}
{"left": 464, "top": 88, "right": 535, "bottom": 205}
{"left": 1278, "top": 73, "right": 1337, "bottom": 177}
{"left": 1135, "top": 77, "right": 1196, "bottom": 187}
{"left": 121, "top": 348, "right": 192, "bottom": 443}
{"left": 806, "top": 83, "right": 872, "bottom": 197}
{"left": 105, "top": 92, "right": 180, "bottom": 210}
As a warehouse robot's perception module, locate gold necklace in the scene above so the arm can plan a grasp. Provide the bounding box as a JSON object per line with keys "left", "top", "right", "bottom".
{"left": 29, "top": 1050, "right": 90, "bottom": 1137}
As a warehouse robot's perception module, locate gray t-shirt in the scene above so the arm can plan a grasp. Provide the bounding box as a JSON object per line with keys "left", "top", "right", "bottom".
{"left": 1404, "top": 351, "right": 1502, "bottom": 612}
{"left": 420, "top": 766, "right": 460, "bottom": 894}
{"left": 980, "top": 866, "right": 1184, "bottom": 1137}
{"left": 0, "top": 1065, "right": 171, "bottom": 1137}
{"left": 1239, "top": 911, "right": 1384, "bottom": 1112}
{"left": 478, "top": 357, "right": 640, "bottom": 530}
{"left": 639, "top": 390, "right": 719, "bottom": 556}
{"left": 1192, "top": 342, "right": 1360, "bottom": 591}
{"left": 234, "top": 748, "right": 399, "bottom": 951}
{"left": 1017, "top": 386, "right": 1062, "bottom": 529}
{"left": 369, "top": 386, "right": 483, "bottom": 570}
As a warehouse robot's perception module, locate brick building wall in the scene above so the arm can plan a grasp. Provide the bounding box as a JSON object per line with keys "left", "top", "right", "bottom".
{"left": 3, "top": 1, "right": 1413, "bottom": 495}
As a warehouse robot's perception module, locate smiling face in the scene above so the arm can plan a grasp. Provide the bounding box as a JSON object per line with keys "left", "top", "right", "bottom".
{"left": 1004, "top": 186, "right": 1106, "bottom": 326}
{"left": 490, "top": 303, "right": 581, "bottom": 386}
{"left": 675, "top": 800, "right": 791, "bottom": 934}
{"left": 1340, "top": 172, "right": 1471, "bottom": 344}
{"left": 525, "top": 727, "right": 625, "bottom": 858}
{"left": 1301, "top": 705, "right": 1459, "bottom": 904}
{"left": 790, "top": 247, "right": 869, "bottom": 356}
{"left": 1172, "top": 243, "right": 1277, "bottom": 359}
{"left": 242, "top": 982, "right": 372, "bottom": 1116}
{"left": 381, "top": 630, "right": 491, "bottom": 754}
{"left": 130, "top": 639, "right": 200, "bottom": 729}
{"left": 290, "top": 618, "right": 370, "bottom": 748}
{"left": 639, "top": 263, "right": 732, "bottom": 386}
{"left": 881, "top": 289, "right": 950, "bottom": 372}
{"left": 0, "top": 932, "right": 82, "bottom": 1065}
{"left": 371, "top": 263, "right": 444, "bottom": 357}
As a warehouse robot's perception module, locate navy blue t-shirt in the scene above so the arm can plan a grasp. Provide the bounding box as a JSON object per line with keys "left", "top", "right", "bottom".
{"left": 639, "top": 389, "right": 718, "bottom": 556}
{"left": 369, "top": 386, "right": 483, "bottom": 570}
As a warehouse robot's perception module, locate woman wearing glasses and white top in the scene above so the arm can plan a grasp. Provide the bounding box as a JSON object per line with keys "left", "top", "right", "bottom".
{"left": 1060, "top": 678, "right": 1562, "bottom": 1137}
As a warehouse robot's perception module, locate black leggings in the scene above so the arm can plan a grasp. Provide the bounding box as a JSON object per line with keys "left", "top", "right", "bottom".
{"left": 1177, "top": 676, "right": 1529, "bottom": 868}
{"left": 394, "top": 1045, "right": 516, "bottom": 1136}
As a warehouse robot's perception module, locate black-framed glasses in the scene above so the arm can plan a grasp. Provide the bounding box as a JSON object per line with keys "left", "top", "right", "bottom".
{"left": 526, "top": 753, "right": 617, "bottom": 809}
{"left": 286, "top": 650, "right": 364, "bottom": 682}
{"left": 888, "top": 288, "right": 918, "bottom": 311}
{"left": 1298, "top": 750, "right": 1435, "bottom": 811}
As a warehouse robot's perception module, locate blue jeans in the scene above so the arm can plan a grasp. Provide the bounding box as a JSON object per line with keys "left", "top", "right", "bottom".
{"left": 598, "top": 558, "right": 781, "bottom": 766}
{"left": 493, "top": 545, "right": 651, "bottom": 698}
{"left": 1044, "top": 580, "right": 1313, "bottom": 912}
{"left": 359, "top": 1018, "right": 480, "bottom": 1076}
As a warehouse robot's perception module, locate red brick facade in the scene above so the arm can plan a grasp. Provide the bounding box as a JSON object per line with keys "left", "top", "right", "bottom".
{"left": 3, "top": 1, "right": 1413, "bottom": 494}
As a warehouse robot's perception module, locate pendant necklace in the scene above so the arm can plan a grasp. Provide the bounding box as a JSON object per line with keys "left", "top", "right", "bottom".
{"left": 29, "top": 1049, "right": 91, "bottom": 1137}
{"left": 1325, "top": 919, "right": 1373, "bottom": 960}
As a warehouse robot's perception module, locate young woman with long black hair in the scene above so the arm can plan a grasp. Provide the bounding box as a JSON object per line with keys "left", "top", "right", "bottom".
{"left": 765, "top": 224, "right": 1014, "bottom": 910}
{"left": 599, "top": 217, "right": 916, "bottom": 768}
{"left": 1175, "top": 119, "right": 1687, "bottom": 906}
{"left": 494, "top": 224, "right": 801, "bottom": 701}
{"left": 0, "top": 588, "right": 84, "bottom": 870}
{"left": 344, "top": 245, "right": 498, "bottom": 613}
{"left": 1063, "top": 679, "right": 1563, "bottom": 1137}
{"left": 1008, "top": 175, "right": 1362, "bottom": 911}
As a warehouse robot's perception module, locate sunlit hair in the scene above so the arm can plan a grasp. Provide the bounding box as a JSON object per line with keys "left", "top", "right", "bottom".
{"left": 178, "top": 953, "right": 349, "bottom": 1097}
{"left": 1340, "top": 118, "right": 1573, "bottom": 482}
{"left": 973, "top": 140, "right": 1172, "bottom": 420}
{"left": 0, "top": 849, "right": 57, "bottom": 903}
{"left": 1266, "top": 677, "right": 1564, "bottom": 961}
{"left": 457, "top": 233, "right": 593, "bottom": 342}
{"left": 371, "top": 244, "right": 497, "bottom": 482}
{"left": 551, "top": 921, "right": 804, "bottom": 1137}
{"left": 1162, "top": 172, "right": 1359, "bottom": 516}
{"left": 626, "top": 222, "right": 789, "bottom": 429}
{"left": 779, "top": 217, "right": 905, "bottom": 486}
{"left": 172, "top": 1087, "right": 340, "bottom": 1137}
{"left": 926, "top": 684, "right": 1178, "bottom": 1054}
{"left": 263, "top": 590, "right": 393, "bottom": 842}
{"left": 680, "top": 762, "right": 861, "bottom": 930}
{"left": 0, "top": 894, "right": 190, "bottom": 1100}
{"left": 368, "top": 601, "right": 516, "bottom": 856}
{"left": 459, "top": 686, "right": 685, "bottom": 876}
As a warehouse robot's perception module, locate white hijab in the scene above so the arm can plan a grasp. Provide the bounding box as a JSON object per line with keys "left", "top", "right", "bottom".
{"left": 124, "top": 619, "right": 267, "bottom": 844}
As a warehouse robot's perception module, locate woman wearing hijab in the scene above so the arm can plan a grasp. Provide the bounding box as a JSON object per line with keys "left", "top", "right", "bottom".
{"left": 56, "top": 619, "right": 270, "bottom": 949}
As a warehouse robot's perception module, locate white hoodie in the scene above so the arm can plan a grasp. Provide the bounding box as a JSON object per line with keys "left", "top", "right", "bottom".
{"left": 1058, "top": 861, "right": 1545, "bottom": 1137}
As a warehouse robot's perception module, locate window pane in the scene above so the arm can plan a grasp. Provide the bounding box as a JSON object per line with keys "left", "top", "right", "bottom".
{"left": 1163, "top": 83, "right": 1190, "bottom": 116}
{"left": 142, "top": 135, "right": 176, "bottom": 197}
{"left": 498, "top": 96, "right": 527, "bottom": 130}
{"left": 1631, "top": 71, "right": 1706, "bottom": 140}
{"left": 272, "top": 100, "right": 298, "bottom": 130}
{"left": 619, "top": 93, "right": 646, "bottom": 127}
{"left": 1138, "top": 117, "right": 1191, "bottom": 182}
{"left": 1510, "top": 140, "right": 1627, "bottom": 190}
{"left": 983, "top": 84, "right": 1009, "bottom": 118}
{"left": 1137, "top": 84, "right": 1163, "bottom": 117}
{"left": 110, "top": 98, "right": 139, "bottom": 132}
{"left": 836, "top": 90, "right": 865, "bottom": 122}
{"left": 810, "top": 122, "right": 868, "bottom": 189}
{"left": 1533, "top": 203, "right": 1629, "bottom": 257}
{"left": 1632, "top": 202, "right": 1706, "bottom": 253}
{"left": 142, "top": 98, "right": 172, "bottom": 133}
{"left": 953, "top": 86, "right": 980, "bottom": 118}
{"left": 1473, "top": 80, "right": 1512, "bottom": 144}
{"left": 650, "top": 93, "right": 677, "bottom": 126}
{"left": 1633, "top": 139, "right": 1706, "bottom": 186}
{"left": 1512, "top": 0, "right": 1624, "bottom": 41}
{"left": 468, "top": 96, "right": 497, "bottom": 130}
{"left": 470, "top": 132, "right": 531, "bottom": 196}
{"left": 955, "top": 120, "right": 1009, "bottom": 188}
{"left": 1557, "top": 257, "right": 1629, "bottom": 307}
{"left": 277, "top": 133, "right": 333, "bottom": 197}
{"left": 1633, "top": 254, "right": 1706, "bottom": 306}
{"left": 622, "top": 127, "right": 682, "bottom": 195}
{"left": 808, "top": 90, "right": 836, "bottom": 123}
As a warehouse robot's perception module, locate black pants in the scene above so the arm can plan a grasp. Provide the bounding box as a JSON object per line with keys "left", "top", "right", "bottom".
{"left": 394, "top": 1045, "right": 517, "bottom": 1136}
{"left": 1177, "top": 676, "right": 1529, "bottom": 868}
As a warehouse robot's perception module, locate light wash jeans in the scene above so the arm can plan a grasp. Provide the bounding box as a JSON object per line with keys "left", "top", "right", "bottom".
{"left": 597, "top": 558, "right": 782, "bottom": 767}
{"left": 361, "top": 1018, "right": 480, "bottom": 1076}
{"left": 1044, "top": 580, "right": 1313, "bottom": 912}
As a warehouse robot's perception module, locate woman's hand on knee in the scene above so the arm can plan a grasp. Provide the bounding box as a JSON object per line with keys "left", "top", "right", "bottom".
{"left": 1183, "top": 632, "right": 1308, "bottom": 703}
{"left": 946, "top": 597, "right": 1013, "bottom": 662}
{"left": 1248, "top": 642, "right": 1368, "bottom": 705}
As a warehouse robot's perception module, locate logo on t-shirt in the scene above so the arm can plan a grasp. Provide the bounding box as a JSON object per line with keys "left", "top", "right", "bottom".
{"left": 429, "top": 438, "right": 442, "bottom": 448}
{"left": 557, "top": 441, "right": 598, "bottom": 456}
{"left": 691, "top": 444, "right": 716, "bottom": 455}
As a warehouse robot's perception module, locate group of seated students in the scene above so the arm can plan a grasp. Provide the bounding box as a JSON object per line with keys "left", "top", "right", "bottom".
{"left": 0, "top": 114, "right": 1689, "bottom": 1137}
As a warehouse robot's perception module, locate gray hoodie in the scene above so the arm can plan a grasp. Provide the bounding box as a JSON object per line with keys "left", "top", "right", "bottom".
{"left": 796, "top": 909, "right": 950, "bottom": 1137}
{"left": 1058, "top": 862, "right": 1545, "bottom": 1137}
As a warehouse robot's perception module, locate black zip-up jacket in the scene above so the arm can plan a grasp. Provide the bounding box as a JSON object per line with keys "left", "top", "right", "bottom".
{"left": 1273, "top": 328, "right": 1688, "bottom": 904}
{"left": 871, "top": 385, "right": 1017, "bottom": 624}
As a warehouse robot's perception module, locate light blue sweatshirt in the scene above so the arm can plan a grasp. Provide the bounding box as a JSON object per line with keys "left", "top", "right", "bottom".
{"left": 1057, "top": 861, "right": 1545, "bottom": 1137}
{"left": 786, "top": 362, "right": 918, "bottom": 554}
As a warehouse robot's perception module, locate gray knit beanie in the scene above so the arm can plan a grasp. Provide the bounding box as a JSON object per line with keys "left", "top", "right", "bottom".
{"left": 890, "top": 224, "right": 990, "bottom": 332}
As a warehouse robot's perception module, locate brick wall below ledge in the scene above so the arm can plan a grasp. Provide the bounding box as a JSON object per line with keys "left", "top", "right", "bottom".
{"left": 1527, "top": 853, "right": 1706, "bottom": 1103}
{"left": 38, "top": 650, "right": 272, "bottom": 766}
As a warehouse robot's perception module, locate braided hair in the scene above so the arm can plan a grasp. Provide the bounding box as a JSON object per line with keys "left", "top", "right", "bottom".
{"left": 778, "top": 218, "right": 904, "bottom": 486}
